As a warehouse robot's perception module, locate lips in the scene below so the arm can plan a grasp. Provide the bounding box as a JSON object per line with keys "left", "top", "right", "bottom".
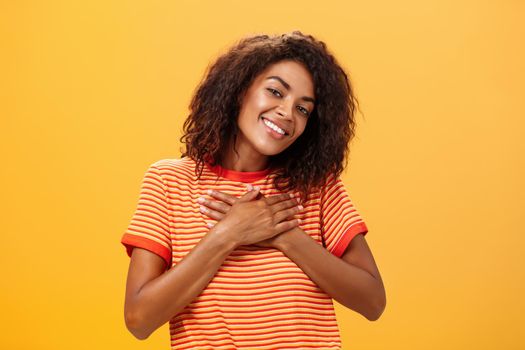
{"left": 260, "top": 115, "right": 290, "bottom": 136}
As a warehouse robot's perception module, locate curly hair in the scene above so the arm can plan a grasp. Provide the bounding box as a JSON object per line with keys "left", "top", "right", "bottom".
{"left": 180, "top": 31, "right": 360, "bottom": 203}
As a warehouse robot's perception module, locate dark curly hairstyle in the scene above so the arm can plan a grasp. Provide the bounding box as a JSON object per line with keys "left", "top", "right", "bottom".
{"left": 180, "top": 31, "right": 360, "bottom": 203}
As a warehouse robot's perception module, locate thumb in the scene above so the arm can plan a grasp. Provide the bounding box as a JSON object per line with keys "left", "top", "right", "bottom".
{"left": 238, "top": 186, "right": 260, "bottom": 202}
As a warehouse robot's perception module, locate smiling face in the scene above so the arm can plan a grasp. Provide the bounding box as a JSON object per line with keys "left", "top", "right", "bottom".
{"left": 224, "top": 60, "right": 315, "bottom": 170}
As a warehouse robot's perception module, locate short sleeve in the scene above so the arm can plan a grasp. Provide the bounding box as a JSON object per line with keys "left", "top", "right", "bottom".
{"left": 320, "top": 174, "right": 369, "bottom": 258}
{"left": 121, "top": 162, "right": 172, "bottom": 269}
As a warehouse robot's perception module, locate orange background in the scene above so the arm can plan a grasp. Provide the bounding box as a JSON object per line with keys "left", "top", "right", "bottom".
{"left": 1, "top": 1, "right": 523, "bottom": 349}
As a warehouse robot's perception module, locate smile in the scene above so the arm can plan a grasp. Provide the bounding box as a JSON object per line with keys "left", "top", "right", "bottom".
{"left": 260, "top": 116, "right": 288, "bottom": 140}
{"left": 263, "top": 118, "right": 286, "bottom": 135}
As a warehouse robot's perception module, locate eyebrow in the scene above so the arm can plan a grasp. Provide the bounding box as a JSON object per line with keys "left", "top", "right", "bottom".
{"left": 265, "top": 76, "right": 316, "bottom": 104}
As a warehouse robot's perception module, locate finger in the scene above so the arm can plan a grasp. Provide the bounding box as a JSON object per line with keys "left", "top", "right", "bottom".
{"left": 199, "top": 205, "right": 225, "bottom": 220}
{"left": 274, "top": 218, "right": 301, "bottom": 234}
{"left": 271, "top": 198, "right": 302, "bottom": 215}
{"left": 274, "top": 203, "right": 303, "bottom": 223}
{"left": 265, "top": 193, "right": 296, "bottom": 206}
{"left": 206, "top": 189, "right": 237, "bottom": 206}
{"left": 238, "top": 186, "right": 260, "bottom": 203}
{"left": 197, "top": 196, "right": 230, "bottom": 214}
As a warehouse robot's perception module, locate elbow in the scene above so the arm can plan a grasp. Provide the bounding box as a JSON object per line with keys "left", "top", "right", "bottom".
{"left": 366, "top": 289, "right": 387, "bottom": 321}
{"left": 125, "top": 308, "right": 153, "bottom": 340}
{"left": 365, "top": 301, "right": 386, "bottom": 321}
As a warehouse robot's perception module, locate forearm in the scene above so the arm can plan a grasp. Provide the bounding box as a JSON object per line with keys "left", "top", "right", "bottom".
{"left": 129, "top": 227, "right": 237, "bottom": 338}
{"left": 277, "top": 228, "right": 385, "bottom": 321}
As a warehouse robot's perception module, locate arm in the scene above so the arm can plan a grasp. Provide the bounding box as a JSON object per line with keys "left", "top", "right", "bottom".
{"left": 124, "top": 188, "right": 298, "bottom": 340}
{"left": 197, "top": 188, "right": 386, "bottom": 320}
{"left": 275, "top": 228, "right": 386, "bottom": 321}
{"left": 124, "top": 227, "right": 237, "bottom": 340}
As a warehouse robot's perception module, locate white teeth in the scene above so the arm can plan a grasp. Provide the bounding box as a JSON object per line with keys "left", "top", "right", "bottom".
{"left": 263, "top": 118, "right": 286, "bottom": 135}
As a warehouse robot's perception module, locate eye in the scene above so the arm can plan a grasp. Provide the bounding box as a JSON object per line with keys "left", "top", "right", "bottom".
{"left": 266, "top": 88, "right": 282, "bottom": 97}
{"left": 297, "top": 106, "right": 310, "bottom": 116}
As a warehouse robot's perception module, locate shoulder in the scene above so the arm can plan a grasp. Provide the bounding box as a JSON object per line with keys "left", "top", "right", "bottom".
{"left": 319, "top": 172, "right": 341, "bottom": 194}
{"left": 150, "top": 157, "right": 192, "bottom": 169}
{"left": 148, "top": 157, "right": 197, "bottom": 181}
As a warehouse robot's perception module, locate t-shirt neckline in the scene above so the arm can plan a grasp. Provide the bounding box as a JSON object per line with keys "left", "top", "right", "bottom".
{"left": 205, "top": 161, "right": 272, "bottom": 182}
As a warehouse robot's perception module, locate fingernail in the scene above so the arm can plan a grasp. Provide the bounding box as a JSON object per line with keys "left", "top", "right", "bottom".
{"left": 289, "top": 193, "right": 294, "bottom": 198}
{"left": 197, "top": 197, "right": 205, "bottom": 203}
{"left": 246, "top": 184, "right": 253, "bottom": 191}
{"left": 207, "top": 189, "right": 213, "bottom": 195}
{"left": 298, "top": 205, "right": 304, "bottom": 210}
{"left": 206, "top": 222, "right": 214, "bottom": 228}
{"left": 254, "top": 186, "right": 260, "bottom": 191}
{"left": 199, "top": 206, "right": 207, "bottom": 213}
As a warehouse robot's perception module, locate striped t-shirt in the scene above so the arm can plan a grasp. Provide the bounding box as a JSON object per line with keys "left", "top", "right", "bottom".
{"left": 121, "top": 157, "right": 368, "bottom": 349}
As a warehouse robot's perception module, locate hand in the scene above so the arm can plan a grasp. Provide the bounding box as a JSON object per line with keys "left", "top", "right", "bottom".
{"left": 198, "top": 186, "right": 303, "bottom": 248}
{"left": 253, "top": 230, "right": 290, "bottom": 249}
{"left": 255, "top": 225, "right": 303, "bottom": 249}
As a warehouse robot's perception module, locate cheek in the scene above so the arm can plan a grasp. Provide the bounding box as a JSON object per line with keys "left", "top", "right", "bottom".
{"left": 249, "top": 91, "right": 272, "bottom": 109}
{"left": 287, "top": 124, "right": 307, "bottom": 145}
{"left": 295, "top": 119, "right": 309, "bottom": 136}
{"left": 239, "top": 90, "right": 265, "bottom": 112}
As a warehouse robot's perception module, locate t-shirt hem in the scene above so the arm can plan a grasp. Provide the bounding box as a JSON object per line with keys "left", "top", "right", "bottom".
{"left": 121, "top": 234, "right": 172, "bottom": 269}
{"left": 331, "top": 222, "right": 368, "bottom": 258}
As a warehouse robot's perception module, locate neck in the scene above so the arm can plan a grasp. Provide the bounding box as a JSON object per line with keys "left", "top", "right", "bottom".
{"left": 220, "top": 136, "right": 269, "bottom": 172}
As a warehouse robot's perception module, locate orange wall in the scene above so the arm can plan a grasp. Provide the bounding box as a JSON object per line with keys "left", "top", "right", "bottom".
{"left": 1, "top": 1, "right": 523, "bottom": 349}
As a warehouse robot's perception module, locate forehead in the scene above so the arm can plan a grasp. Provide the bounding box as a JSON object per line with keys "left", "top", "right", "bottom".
{"left": 254, "top": 60, "right": 315, "bottom": 95}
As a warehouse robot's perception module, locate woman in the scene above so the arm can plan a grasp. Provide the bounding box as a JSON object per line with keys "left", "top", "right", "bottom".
{"left": 121, "top": 31, "right": 386, "bottom": 349}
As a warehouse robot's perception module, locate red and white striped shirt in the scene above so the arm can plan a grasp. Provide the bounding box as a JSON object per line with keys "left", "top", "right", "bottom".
{"left": 121, "top": 157, "right": 368, "bottom": 349}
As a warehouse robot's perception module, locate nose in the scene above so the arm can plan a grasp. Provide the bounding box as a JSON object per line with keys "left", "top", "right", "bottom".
{"left": 276, "top": 99, "right": 293, "bottom": 119}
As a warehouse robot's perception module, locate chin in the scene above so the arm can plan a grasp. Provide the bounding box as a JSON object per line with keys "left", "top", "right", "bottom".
{"left": 257, "top": 145, "right": 290, "bottom": 157}
{"left": 255, "top": 148, "right": 281, "bottom": 157}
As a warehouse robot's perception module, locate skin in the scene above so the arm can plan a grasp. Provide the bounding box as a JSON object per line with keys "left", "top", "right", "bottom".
{"left": 200, "top": 189, "right": 386, "bottom": 321}
{"left": 124, "top": 188, "right": 302, "bottom": 339}
{"left": 123, "top": 59, "right": 386, "bottom": 340}
{"left": 221, "top": 59, "right": 315, "bottom": 172}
